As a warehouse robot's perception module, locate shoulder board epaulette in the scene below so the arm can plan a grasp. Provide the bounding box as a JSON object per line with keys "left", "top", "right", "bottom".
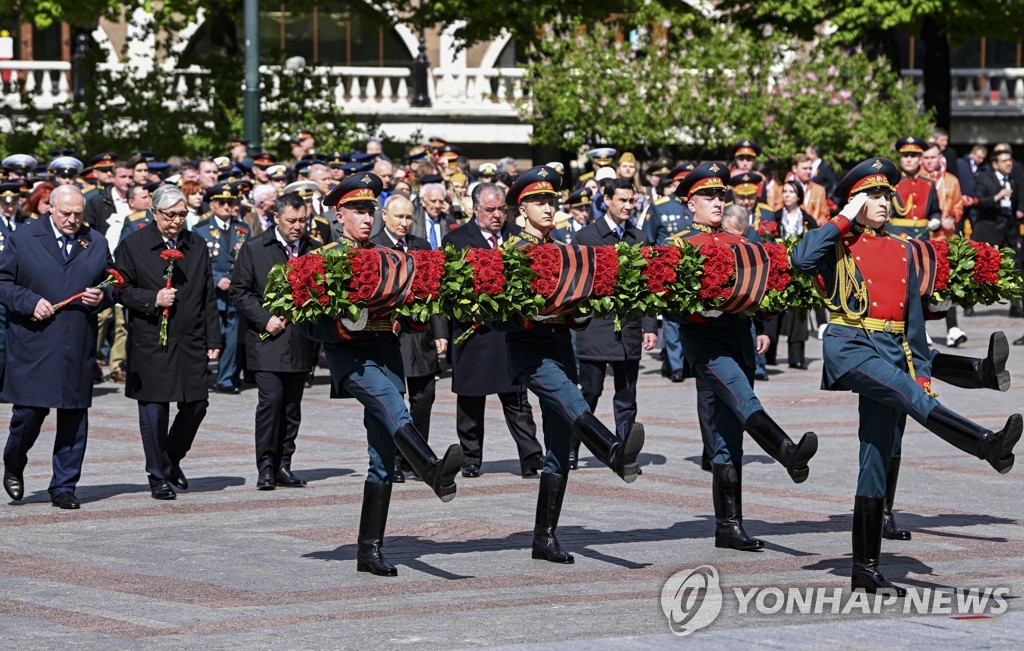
{"left": 666, "top": 230, "right": 690, "bottom": 244}
{"left": 321, "top": 241, "right": 340, "bottom": 251}
{"left": 505, "top": 234, "right": 524, "bottom": 247}
{"left": 314, "top": 215, "right": 330, "bottom": 225}
{"left": 653, "top": 196, "right": 671, "bottom": 206}
{"left": 554, "top": 215, "right": 570, "bottom": 230}
{"left": 194, "top": 217, "right": 212, "bottom": 229}
{"left": 128, "top": 211, "right": 149, "bottom": 222}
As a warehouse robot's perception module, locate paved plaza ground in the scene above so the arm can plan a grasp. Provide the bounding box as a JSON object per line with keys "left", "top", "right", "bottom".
{"left": 2, "top": 308, "right": 1023, "bottom": 649}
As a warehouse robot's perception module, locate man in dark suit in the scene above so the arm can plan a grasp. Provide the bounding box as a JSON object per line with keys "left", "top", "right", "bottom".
{"left": 571, "top": 179, "right": 658, "bottom": 468}
{"left": 806, "top": 145, "right": 839, "bottom": 198}
{"left": 973, "top": 149, "right": 1020, "bottom": 249}
{"left": 115, "top": 185, "right": 222, "bottom": 500}
{"left": 442, "top": 183, "right": 544, "bottom": 478}
{"left": 229, "top": 192, "right": 320, "bottom": 490}
{"left": 0, "top": 185, "right": 114, "bottom": 508}
{"left": 370, "top": 193, "right": 448, "bottom": 482}
{"left": 413, "top": 182, "right": 455, "bottom": 247}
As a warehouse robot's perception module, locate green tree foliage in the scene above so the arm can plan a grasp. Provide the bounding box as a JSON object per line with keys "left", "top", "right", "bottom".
{"left": 524, "top": 11, "right": 931, "bottom": 168}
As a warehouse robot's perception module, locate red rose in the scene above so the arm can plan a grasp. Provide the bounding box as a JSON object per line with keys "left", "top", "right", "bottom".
{"left": 466, "top": 248, "right": 507, "bottom": 295}
{"left": 763, "top": 243, "right": 791, "bottom": 292}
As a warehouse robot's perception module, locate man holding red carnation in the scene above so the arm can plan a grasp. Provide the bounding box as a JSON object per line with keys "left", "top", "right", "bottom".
{"left": 0, "top": 185, "right": 116, "bottom": 509}
{"left": 666, "top": 162, "right": 819, "bottom": 553}
{"left": 791, "top": 157, "right": 1021, "bottom": 597}
{"left": 502, "top": 166, "right": 646, "bottom": 565}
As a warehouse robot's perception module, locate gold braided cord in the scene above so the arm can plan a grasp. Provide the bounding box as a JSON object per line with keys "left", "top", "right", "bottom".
{"left": 810, "top": 241, "right": 868, "bottom": 317}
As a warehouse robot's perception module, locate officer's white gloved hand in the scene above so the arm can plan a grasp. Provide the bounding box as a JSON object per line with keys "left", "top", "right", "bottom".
{"left": 340, "top": 308, "right": 368, "bottom": 331}
{"left": 699, "top": 309, "right": 723, "bottom": 319}
{"left": 928, "top": 218, "right": 942, "bottom": 231}
{"left": 839, "top": 193, "right": 868, "bottom": 221}
{"left": 930, "top": 299, "right": 953, "bottom": 311}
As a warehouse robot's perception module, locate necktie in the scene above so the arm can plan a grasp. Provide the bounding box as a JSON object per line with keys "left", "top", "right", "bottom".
{"left": 614, "top": 224, "right": 624, "bottom": 240}
{"left": 428, "top": 220, "right": 439, "bottom": 249}
{"left": 166, "top": 239, "right": 177, "bottom": 250}
{"left": 58, "top": 236, "right": 69, "bottom": 261}
{"left": 397, "top": 239, "right": 407, "bottom": 252}
{"left": 489, "top": 234, "right": 499, "bottom": 249}
{"left": 288, "top": 242, "right": 298, "bottom": 258}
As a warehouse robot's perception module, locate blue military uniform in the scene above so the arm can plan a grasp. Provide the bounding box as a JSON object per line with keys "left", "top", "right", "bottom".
{"left": 551, "top": 187, "right": 592, "bottom": 245}
{"left": 501, "top": 165, "right": 645, "bottom": 566}
{"left": 643, "top": 163, "right": 695, "bottom": 381}
{"left": 193, "top": 184, "right": 250, "bottom": 392}
{"left": 791, "top": 157, "right": 1021, "bottom": 596}
{"left": 299, "top": 172, "right": 462, "bottom": 578}
{"left": 119, "top": 209, "right": 154, "bottom": 243}
{"left": 665, "top": 162, "right": 818, "bottom": 552}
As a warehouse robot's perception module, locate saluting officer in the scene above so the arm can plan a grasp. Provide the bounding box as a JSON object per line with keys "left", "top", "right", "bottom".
{"left": 790, "top": 158, "right": 1021, "bottom": 595}
{"left": 300, "top": 172, "right": 462, "bottom": 577}
{"left": 502, "top": 166, "right": 645, "bottom": 565}
{"left": 666, "top": 162, "right": 819, "bottom": 552}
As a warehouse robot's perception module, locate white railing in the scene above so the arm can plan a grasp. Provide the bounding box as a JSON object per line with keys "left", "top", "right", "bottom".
{"left": 0, "top": 60, "right": 72, "bottom": 110}
{"left": 1, "top": 59, "right": 528, "bottom": 117}
{"left": 903, "top": 68, "right": 1024, "bottom": 112}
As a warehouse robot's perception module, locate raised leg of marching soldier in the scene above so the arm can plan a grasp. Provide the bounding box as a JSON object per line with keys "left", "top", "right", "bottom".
{"left": 884, "top": 331, "right": 1011, "bottom": 541}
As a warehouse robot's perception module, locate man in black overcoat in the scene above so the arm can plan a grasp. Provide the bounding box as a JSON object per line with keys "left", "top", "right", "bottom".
{"left": 0, "top": 186, "right": 115, "bottom": 508}
{"left": 370, "top": 194, "right": 448, "bottom": 482}
{"left": 229, "top": 192, "right": 320, "bottom": 490}
{"left": 115, "top": 185, "right": 222, "bottom": 500}
{"left": 441, "top": 182, "right": 544, "bottom": 478}
{"left": 571, "top": 179, "right": 658, "bottom": 468}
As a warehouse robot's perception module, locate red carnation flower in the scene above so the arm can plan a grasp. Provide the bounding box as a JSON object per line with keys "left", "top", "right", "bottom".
{"left": 931, "top": 239, "right": 950, "bottom": 291}
{"left": 528, "top": 245, "right": 563, "bottom": 298}
{"left": 763, "top": 243, "right": 792, "bottom": 292}
{"left": 160, "top": 249, "right": 184, "bottom": 262}
{"left": 466, "top": 248, "right": 506, "bottom": 296}
{"left": 699, "top": 243, "right": 735, "bottom": 301}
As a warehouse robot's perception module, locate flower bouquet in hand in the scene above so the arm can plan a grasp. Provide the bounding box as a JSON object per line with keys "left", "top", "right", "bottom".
{"left": 393, "top": 248, "right": 447, "bottom": 324}
{"left": 159, "top": 249, "right": 184, "bottom": 347}
{"left": 33, "top": 267, "right": 126, "bottom": 321}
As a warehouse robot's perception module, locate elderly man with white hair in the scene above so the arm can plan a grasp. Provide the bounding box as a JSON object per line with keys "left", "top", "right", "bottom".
{"left": 115, "top": 184, "right": 222, "bottom": 501}
{"left": 412, "top": 183, "right": 453, "bottom": 248}
{"left": 0, "top": 184, "right": 115, "bottom": 509}
{"left": 245, "top": 183, "right": 278, "bottom": 236}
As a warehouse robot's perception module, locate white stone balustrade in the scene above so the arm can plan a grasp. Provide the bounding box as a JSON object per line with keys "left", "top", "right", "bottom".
{"left": 902, "top": 68, "right": 1024, "bottom": 113}
{"left": 0, "top": 61, "right": 72, "bottom": 110}
{"left": 1, "top": 60, "right": 528, "bottom": 118}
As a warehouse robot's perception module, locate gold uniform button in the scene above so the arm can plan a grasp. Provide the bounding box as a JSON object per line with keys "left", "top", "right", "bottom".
{"left": 899, "top": 302, "right": 905, "bottom": 308}
{"left": 856, "top": 256, "right": 862, "bottom": 261}
{"left": 902, "top": 257, "right": 907, "bottom": 262}
{"left": 872, "top": 301, "right": 878, "bottom": 307}
{"left": 867, "top": 279, "right": 873, "bottom": 284}
{"left": 901, "top": 279, "right": 906, "bottom": 284}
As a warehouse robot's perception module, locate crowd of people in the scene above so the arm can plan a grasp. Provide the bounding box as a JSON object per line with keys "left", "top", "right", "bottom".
{"left": 0, "top": 130, "right": 1021, "bottom": 593}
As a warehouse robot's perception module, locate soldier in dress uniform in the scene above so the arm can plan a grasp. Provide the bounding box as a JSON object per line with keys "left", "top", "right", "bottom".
{"left": 728, "top": 171, "right": 776, "bottom": 235}
{"left": 1, "top": 154, "right": 37, "bottom": 185}
{"left": 791, "top": 158, "right": 1021, "bottom": 595}
{"left": 891, "top": 136, "right": 942, "bottom": 241}
{"left": 84, "top": 153, "right": 118, "bottom": 200}
{"left": 502, "top": 166, "right": 646, "bottom": 564}
{"left": 48, "top": 156, "right": 84, "bottom": 187}
{"left": 300, "top": 172, "right": 462, "bottom": 576}
{"left": 728, "top": 139, "right": 766, "bottom": 202}
{"left": 551, "top": 188, "right": 592, "bottom": 244}
{"left": 666, "top": 162, "right": 819, "bottom": 551}
{"left": 193, "top": 184, "right": 251, "bottom": 394}
{"left": 644, "top": 162, "right": 695, "bottom": 383}
{"left": 0, "top": 183, "right": 27, "bottom": 236}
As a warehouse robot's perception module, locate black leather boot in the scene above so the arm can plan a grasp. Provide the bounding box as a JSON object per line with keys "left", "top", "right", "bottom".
{"left": 532, "top": 472, "right": 574, "bottom": 563}
{"left": 356, "top": 481, "right": 397, "bottom": 576}
{"left": 851, "top": 496, "right": 906, "bottom": 596}
{"left": 788, "top": 342, "right": 808, "bottom": 369}
{"left": 712, "top": 463, "right": 764, "bottom": 551}
{"left": 571, "top": 412, "right": 644, "bottom": 482}
{"left": 882, "top": 458, "right": 911, "bottom": 541}
{"left": 393, "top": 424, "right": 462, "bottom": 501}
{"left": 924, "top": 406, "right": 1021, "bottom": 474}
{"left": 568, "top": 435, "right": 580, "bottom": 471}
{"left": 931, "top": 331, "right": 1010, "bottom": 392}
{"left": 744, "top": 410, "right": 818, "bottom": 483}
